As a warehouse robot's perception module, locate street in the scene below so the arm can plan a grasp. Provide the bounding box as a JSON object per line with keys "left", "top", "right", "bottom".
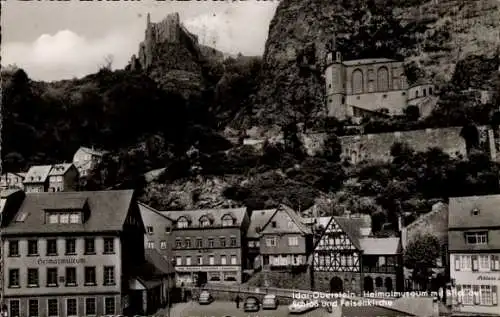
{"left": 164, "top": 300, "right": 412, "bottom": 317}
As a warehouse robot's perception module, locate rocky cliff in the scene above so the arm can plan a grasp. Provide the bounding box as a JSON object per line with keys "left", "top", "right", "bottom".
{"left": 250, "top": 0, "right": 500, "bottom": 127}
{"left": 128, "top": 13, "right": 225, "bottom": 99}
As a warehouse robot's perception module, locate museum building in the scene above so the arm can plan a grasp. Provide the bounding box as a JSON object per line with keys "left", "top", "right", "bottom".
{"left": 0, "top": 189, "right": 148, "bottom": 317}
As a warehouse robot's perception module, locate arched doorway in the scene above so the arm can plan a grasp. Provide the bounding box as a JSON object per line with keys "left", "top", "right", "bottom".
{"left": 364, "top": 276, "right": 374, "bottom": 292}
{"left": 385, "top": 277, "right": 393, "bottom": 292}
{"left": 375, "top": 277, "right": 383, "bottom": 288}
{"left": 330, "top": 277, "right": 344, "bottom": 293}
{"left": 460, "top": 124, "right": 480, "bottom": 152}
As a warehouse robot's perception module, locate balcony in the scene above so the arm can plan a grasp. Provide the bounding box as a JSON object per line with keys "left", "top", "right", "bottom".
{"left": 362, "top": 265, "right": 397, "bottom": 274}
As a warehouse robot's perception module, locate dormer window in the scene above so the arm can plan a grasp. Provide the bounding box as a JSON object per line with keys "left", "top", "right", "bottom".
{"left": 177, "top": 217, "right": 189, "bottom": 229}
{"left": 46, "top": 212, "right": 82, "bottom": 224}
{"left": 221, "top": 214, "right": 235, "bottom": 227}
{"left": 199, "top": 216, "right": 211, "bottom": 228}
{"left": 472, "top": 208, "right": 480, "bottom": 216}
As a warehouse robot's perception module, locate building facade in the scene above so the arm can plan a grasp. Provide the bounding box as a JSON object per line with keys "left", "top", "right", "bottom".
{"left": 324, "top": 47, "right": 435, "bottom": 120}
{"left": 259, "top": 205, "right": 313, "bottom": 270}
{"left": 162, "top": 208, "right": 249, "bottom": 286}
{"left": 23, "top": 165, "right": 52, "bottom": 193}
{"left": 312, "top": 215, "right": 403, "bottom": 294}
{"left": 139, "top": 203, "right": 175, "bottom": 258}
{"left": 0, "top": 173, "right": 25, "bottom": 191}
{"left": 47, "top": 164, "right": 79, "bottom": 192}
{"left": 449, "top": 195, "right": 500, "bottom": 315}
{"left": 0, "top": 190, "right": 150, "bottom": 317}
{"left": 72, "top": 147, "right": 107, "bottom": 178}
{"left": 245, "top": 209, "right": 274, "bottom": 270}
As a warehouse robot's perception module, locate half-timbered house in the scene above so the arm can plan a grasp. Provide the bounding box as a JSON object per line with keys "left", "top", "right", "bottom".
{"left": 312, "top": 214, "right": 403, "bottom": 294}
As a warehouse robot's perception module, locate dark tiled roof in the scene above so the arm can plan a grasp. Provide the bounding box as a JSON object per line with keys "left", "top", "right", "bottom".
{"left": 449, "top": 195, "right": 500, "bottom": 229}
{"left": 247, "top": 209, "right": 275, "bottom": 238}
{"left": 3, "top": 190, "right": 135, "bottom": 235}
{"left": 162, "top": 207, "right": 247, "bottom": 228}
{"left": 261, "top": 205, "right": 311, "bottom": 234}
{"left": 145, "top": 249, "right": 174, "bottom": 274}
{"left": 359, "top": 237, "right": 401, "bottom": 255}
{"left": 48, "top": 163, "right": 74, "bottom": 176}
{"left": 333, "top": 216, "right": 367, "bottom": 250}
{"left": 1, "top": 189, "right": 23, "bottom": 198}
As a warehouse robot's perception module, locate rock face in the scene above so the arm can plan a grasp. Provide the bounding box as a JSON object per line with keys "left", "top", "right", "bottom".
{"left": 252, "top": 0, "right": 500, "bottom": 126}
{"left": 129, "top": 13, "right": 225, "bottom": 99}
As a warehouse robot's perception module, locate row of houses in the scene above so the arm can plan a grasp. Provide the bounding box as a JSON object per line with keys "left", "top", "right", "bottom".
{"left": 0, "top": 146, "right": 106, "bottom": 193}
{"left": 0, "top": 187, "right": 499, "bottom": 316}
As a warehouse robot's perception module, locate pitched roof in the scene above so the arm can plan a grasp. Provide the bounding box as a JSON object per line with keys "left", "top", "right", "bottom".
{"left": 3, "top": 190, "right": 136, "bottom": 235}
{"left": 138, "top": 202, "right": 174, "bottom": 222}
{"left": 79, "top": 146, "right": 107, "bottom": 156}
{"left": 145, "top": 249, "right": 174, "bottom": 274}
{"left": 247, "top": 209, "right": 275, "bottom": 238}
{"left": 1, "top": 189, "right": 23, "bottom": 198}
{"left": 24, "top": 165, "right": 52, "bottom": 183}
{"left": 449, "top": 195, "right": 500, "bottom": 229}
{"left": 48, "top": 163, "right": 74, "bottom": 176}
{"left": 332, "top": 216, "right": 367, "bottom": 250}
{"left": 316, "top": 216, "right": 332, "bottom": 228}
{"left": 261, "top": 205, "right": 311, "bottom": 234}
{"left": 342, "top": 58, "right": 398, "bottom": 66}
{"left": 162, "top": 207, "right": 247, "bottom": 228}
{"left": 359, "top": 237, "right": 401, "bottom": 255}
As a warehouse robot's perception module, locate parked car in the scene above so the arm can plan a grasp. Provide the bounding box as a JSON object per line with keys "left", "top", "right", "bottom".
{"left": 198, "top": 290, "right": 214, "bottom": 305}
{"left": 262, "top": 294, "right": 279, "bottom": 310}
{"left": 288, "top": 300, "right": 319, "bottom": 314}
{"left": 243, "top": 296, "right": 260, "bottom": 312}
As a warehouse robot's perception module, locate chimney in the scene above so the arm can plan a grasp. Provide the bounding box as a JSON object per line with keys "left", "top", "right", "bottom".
{"left": 147, "top": 13, "right": 151, "bottom": 26}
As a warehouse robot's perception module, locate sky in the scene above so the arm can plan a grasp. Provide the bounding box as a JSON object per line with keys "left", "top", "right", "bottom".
{"left": 1, "top": 0, "right": 279, "bottom": 81}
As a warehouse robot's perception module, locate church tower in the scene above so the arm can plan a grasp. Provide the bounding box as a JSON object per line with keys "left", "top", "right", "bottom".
{"left": 324, "top": 37, "right": 346, "bottom": 119}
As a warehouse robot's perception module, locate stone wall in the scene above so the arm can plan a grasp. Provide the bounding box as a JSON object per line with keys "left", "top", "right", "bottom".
{"left": 246, "top": 270, "right": 312, "bottom": 290}
{"left": 312, "top": 271, "right": 402, "bottom": 294}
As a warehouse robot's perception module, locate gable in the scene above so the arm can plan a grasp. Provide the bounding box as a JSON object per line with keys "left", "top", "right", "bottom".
{"left": 314, "top": 217, "right": 360, "bottom": 252}
{"left": 261, "top": 209, "right": 301, "bottom": 234}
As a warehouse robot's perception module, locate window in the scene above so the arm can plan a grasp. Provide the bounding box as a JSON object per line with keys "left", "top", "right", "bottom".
{"left": 47, "top": 239, "right": 58, "bottom": 256}
{"left": 48, "top": 213, "right": 59, "bottom": 224}
{"left": 69, "top": 213, "right": 80, "bottom": 224}
{"left": 28, "top": 240, "right": 39, "bottom": 256}
{"left": 209, "top": 255, "right": 215, "bottom": 265}
{"left": 222, "top": 215, "right": 234, "bottom": 227}
{"left": 147, "top": 226, "right": 153, "bottom": 234}
{"left": 47, "top": 268, "right": 58, "bottom": 287}
{"left": 196, "top": 238, "right": 203, "bottom": 248}
{"left": 8, "top": 240, "right": 19, "bottom": 257}
{"left": 104, "top": 297, "right": 115, "bottom": 315}
{"left": 65, "top": 238, "right": 76, "bottom": 255}
{"left": 147, "top": 241, "right": 154, "bottom": 249}
{"left": 9, "top": 300, "right": 20, "bottom": 317}
{"left": 85, "top": 267, "right": 96, "bottom": 285}
{"left": 492, "top": 255, "right": 500, "bottom": 271}
{"left": 176, "top": 257, "right": 182, "bottom": 266}
{"left": 220, "top": 238, "right": 226, "bottom": 247}
{"left": 8, "top": 269, "right": 20, "bottom": 287}
{"left": 28, "top": 268, "right": 39, "bottom": 287}
{"left": 479, "top": 255, "right": 491, "bottom": 271}
{"left": 466, "top": 232, "right": 488, "bottom": 245}
{"left": 186, "top": 257, "right": 191, "bottom": 265}
{"left": 200, "top": 217, "right": 211, "bottom": 227}
{"left": 85, "top": 298, "right": 96, "bottom": 316}
{"left": 185, "top": 238, "right": 191, "bottom": 248}
{"left": 177, "top": 218, "right": 189, "bottom": 228}
{"left": 47, "top": 299, "right": 58, "bottom": 317}
{"left": 472, "top": 208, "right": 480, "bottom": 216}
{"left": 248, "top": 241, "right": 255, "bottom": 248}
{"left": 458, "top": 255, "right": 472, "bottom": 271}
{"left": 28, "top": 299, "right": 39, "bottom": 317}
{"left": 231, "top": 255, "right": 237, "bottom": 265}
{"left": 160, "top": 241, "right": 167, "bottom": 249}
{"left": 197, "top": 256, "right": 203, "bottom": 265}
{"left": 255, "top": 241, "right": 260, "bottom": 247}
{"left": 288, "top": 237, "right": 299, "bottom": 246}
{"left": 271, "top": 221, "right": 277, "bottom": 228}
{"left": 165, "top": 226, "right": 171, "bottom": 233}
{"left": 266, "top": 237, "right": 276, "bottom": 247}
{"left": 65, "top": 267, "right": 77, "bottom": 286}
{"left": 104, "top": 266, "right": 115, "bottom": 285}
{"left": 104, "top": 238, "right": 115, "bottom": 254}
{"left": 175, "top": 239, "right": 182, "bottom": 248}
{"left": 480, "top": 285, "right": 494, "bottom": 305}
{"left": 461, "top": 285, "right": 474, "bottom": 305}
{"left": 221, "top": 256, "right": 227, "bottom": 265}
{"left": 60, "top": 214, "right": 69, "bottom": 224}
{"left": 208, "top": 238, "right": 214, "bottom": 248}
{"left": 84, "top": 238, "right": 95, "bottom": 254}
{"left": 230, "top": 237, "right": 237, "bottom": 247}
{"left": 66, "top": 298, "right": 77, "bottom": 317}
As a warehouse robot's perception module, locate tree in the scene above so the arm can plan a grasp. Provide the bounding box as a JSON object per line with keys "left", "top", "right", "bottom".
{"left": 403, "top": 233, "right": 441, "bottom": 291}
{"left": 322, "top": 133, "right": 342, "bottom": 162}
